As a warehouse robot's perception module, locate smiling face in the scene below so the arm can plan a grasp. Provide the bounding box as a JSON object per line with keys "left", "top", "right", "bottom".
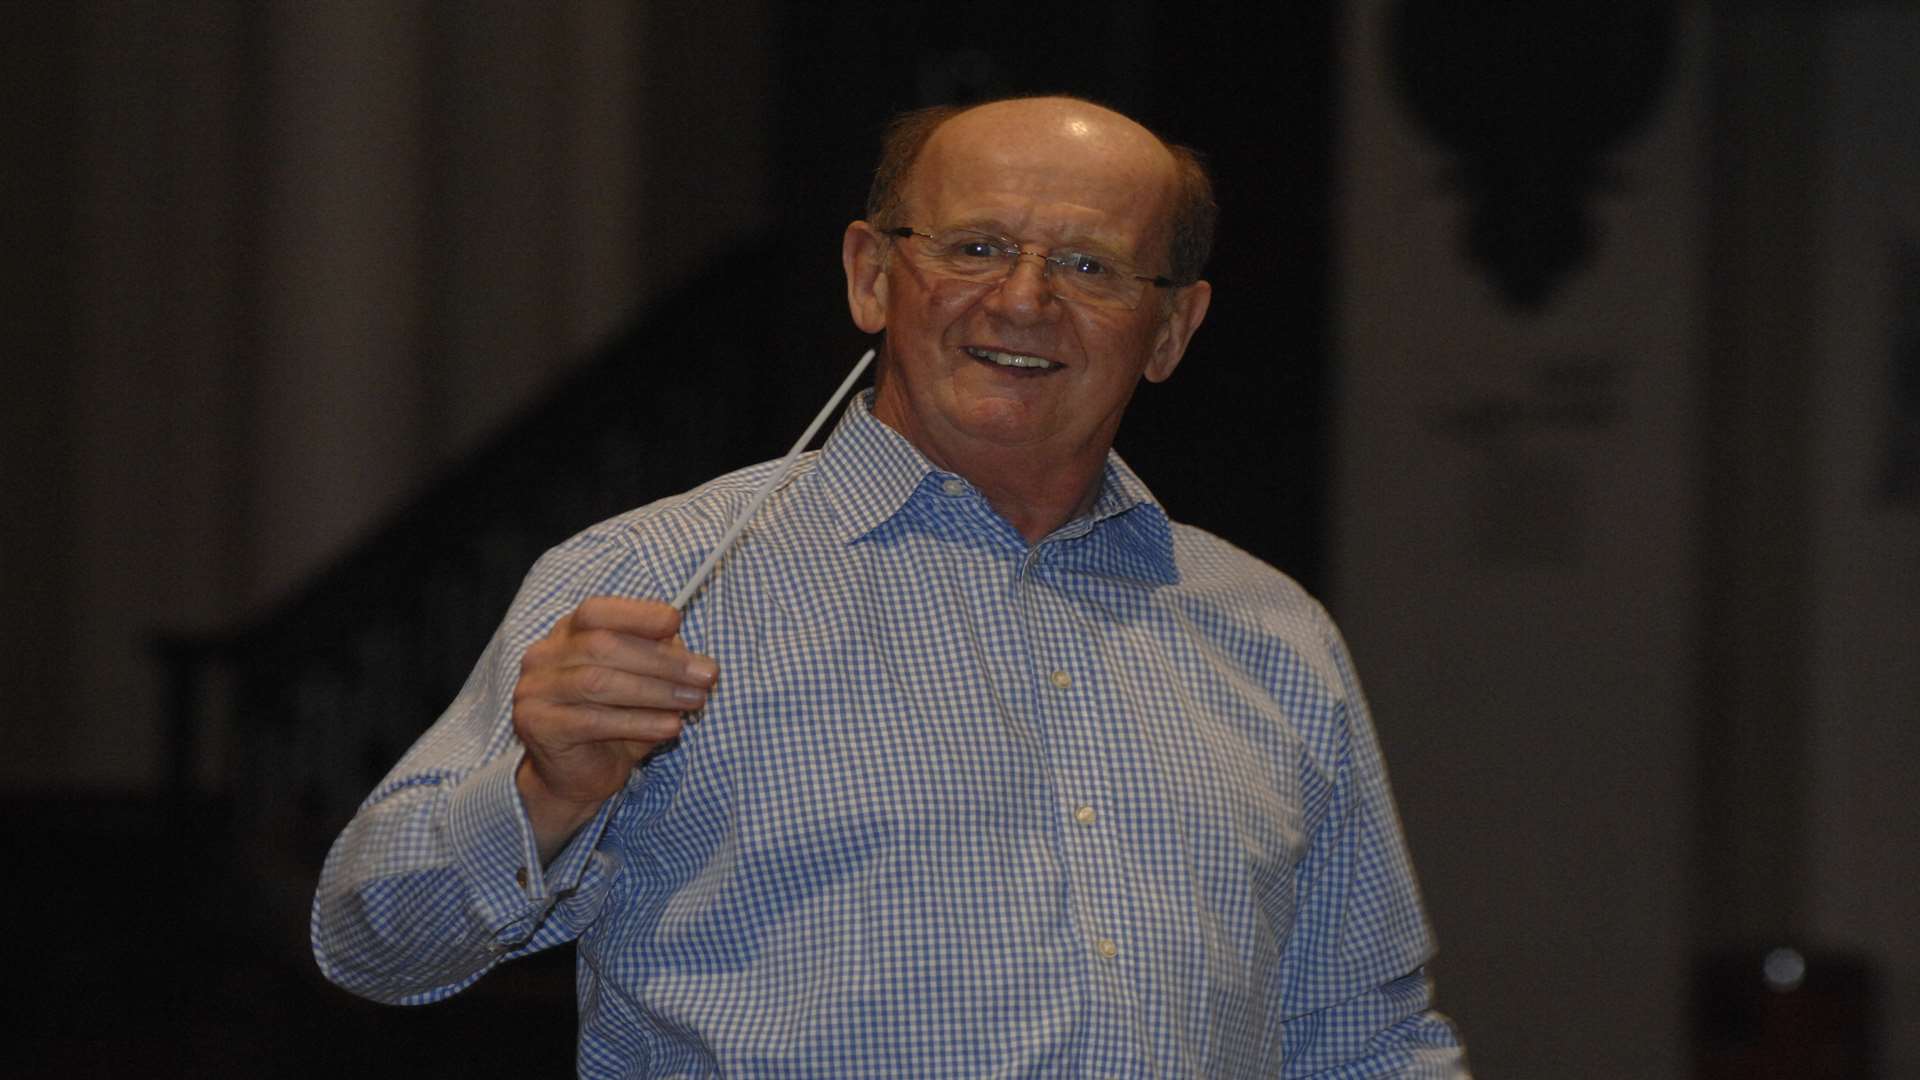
{"left": 843, "top": 99, "right": 1210, "bottom": 523}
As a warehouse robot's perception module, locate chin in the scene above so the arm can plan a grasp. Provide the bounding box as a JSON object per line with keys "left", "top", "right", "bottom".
{"left": 950, "top": 393, "right": 1050, "bottom": 437}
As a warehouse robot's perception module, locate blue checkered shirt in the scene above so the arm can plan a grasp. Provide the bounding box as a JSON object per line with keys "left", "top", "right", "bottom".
{"left": 314, "top": 391, "right": 1466, "bottom": 1077}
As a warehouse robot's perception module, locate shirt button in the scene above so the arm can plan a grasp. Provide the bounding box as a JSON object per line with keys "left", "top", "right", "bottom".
{"left": 1049, "top": 669, "right": 1072, "bottom": 689}
{"left": 941, "top": 477, "right": 966, "bottom": 496}
{"left": 514, "top": 867, "right": 529, "bottom": 889}
{"left": 1095, "top": 938, "right": 1119, "bottom": 959}
{"left": 1073, "top": 804, "right": 1097, "bottom": 825}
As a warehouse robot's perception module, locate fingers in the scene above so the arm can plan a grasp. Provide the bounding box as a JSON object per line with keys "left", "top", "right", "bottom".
{"left": 569, "top": 595, "right": 683, "bottom": 639}
{"left": 511, "top": 670, "right": 693, "bottom": 809}
{"left": 510, "top": 596, "right": 713, "bottom": 852}
{"left": 523, "top": 597, "right": 717, "bottom": 691}
{"left": 516, "top": 699, "right": 687, "bottom": 749}
{"left": 565, "top": 626, "right": 717, "bottom": 691}
{"left": 520, "top": 654, "right": 709, "bottom": 712}
{"left": 568, "top": 704, "right": 685, "bottom": 747}
{"left": 511, "top": 594, "right": 720, "bottom": 759}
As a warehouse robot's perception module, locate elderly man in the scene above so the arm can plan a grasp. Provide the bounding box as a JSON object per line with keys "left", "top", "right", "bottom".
{"left": 314, "top": 95, "right": 1467, "bottom": 1077}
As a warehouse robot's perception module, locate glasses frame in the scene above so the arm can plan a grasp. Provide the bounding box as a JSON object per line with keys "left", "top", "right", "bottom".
{"left": 884, "top": 226, "right": 1176, "bottom": 311}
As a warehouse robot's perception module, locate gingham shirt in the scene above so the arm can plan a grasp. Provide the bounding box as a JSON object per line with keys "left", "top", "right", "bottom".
{"left": 313, "top": 391, "right": 1466, "bottom": 1078}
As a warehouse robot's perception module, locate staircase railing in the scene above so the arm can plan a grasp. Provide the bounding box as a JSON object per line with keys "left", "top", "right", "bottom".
{"left": 155, "top": 228, "right": 864, "bottom": 963}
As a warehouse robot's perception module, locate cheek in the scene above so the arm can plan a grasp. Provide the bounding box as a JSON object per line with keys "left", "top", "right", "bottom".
{"left": 884, "top": 276, "right": 975, "bottom": 334}
{"left": 1080, "top": 311, "right": 1161, "bottom": 363}
{"left": 924, "top": 281, "right": 987, "bottom": 317}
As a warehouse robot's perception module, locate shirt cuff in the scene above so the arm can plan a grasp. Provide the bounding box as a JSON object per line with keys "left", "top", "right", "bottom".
{"left": 445, "top": 746, "right": 625, "bottom": 947}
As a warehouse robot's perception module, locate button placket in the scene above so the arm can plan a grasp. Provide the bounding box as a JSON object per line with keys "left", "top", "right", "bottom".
{"left": 1022, "top": 551, "right": 1136, "bottom": 990}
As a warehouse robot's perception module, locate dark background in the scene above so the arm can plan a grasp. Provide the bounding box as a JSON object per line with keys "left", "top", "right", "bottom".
{"left": 9, "top": 4, "right": 1340, "bottom": 1076}
{"left": 8, "top": 2, "right": 1912, "bottom": 1077}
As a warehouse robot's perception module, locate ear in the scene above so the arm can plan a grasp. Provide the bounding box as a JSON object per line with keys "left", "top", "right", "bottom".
{"left": 1142, "top": 278, "right": 1211, "bottom": 384}
{"left": 843, "top": 221, "right": 891, "bottom": 334}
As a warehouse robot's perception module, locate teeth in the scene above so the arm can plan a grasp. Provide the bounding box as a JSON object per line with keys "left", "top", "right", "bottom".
{"left": 967, "top": 347, "right": 1057, "bottom": 370}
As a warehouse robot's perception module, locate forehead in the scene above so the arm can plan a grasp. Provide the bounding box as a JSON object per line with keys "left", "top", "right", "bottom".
{"left": 905, "top": 101, "right": 1176, "bottom": 249}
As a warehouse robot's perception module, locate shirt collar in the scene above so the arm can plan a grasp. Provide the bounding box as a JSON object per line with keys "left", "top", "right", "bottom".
{"left": 814, "top": 389, "right": 1179, "bottom": 585}
{"left": 813, "top": 389, "right": 937, "bottom": 543}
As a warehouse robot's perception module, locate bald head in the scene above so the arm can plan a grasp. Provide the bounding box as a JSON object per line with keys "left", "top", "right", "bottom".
{"left": 864, "top": 96, "right": 1217, "bottom": 285}
{"left": 935, "top": 97, "right": 1173, "bottom": 176}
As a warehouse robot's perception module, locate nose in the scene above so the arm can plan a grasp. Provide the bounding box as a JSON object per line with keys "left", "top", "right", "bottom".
{"left": 984, "top": 251, "right": 1058, "bottom": 316}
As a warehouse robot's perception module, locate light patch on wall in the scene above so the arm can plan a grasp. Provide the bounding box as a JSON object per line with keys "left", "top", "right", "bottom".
{"left": 1884, "top": 237, "right": 1920, "bottom": 502}
{"left": 1432, "top": 354, "right": 1628, "bottom": 568}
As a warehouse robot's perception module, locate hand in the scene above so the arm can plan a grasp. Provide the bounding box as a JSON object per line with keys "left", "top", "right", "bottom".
{"left": 511, "top": 596, "right": 717, "bottom": 862}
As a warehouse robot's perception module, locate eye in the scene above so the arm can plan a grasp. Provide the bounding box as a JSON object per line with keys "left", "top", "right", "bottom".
{"left": 1059, "top": 252, "right": 1111, "bottom": 276}
{"left": 938, "top": 232, "right": 1008, "bottom": 260}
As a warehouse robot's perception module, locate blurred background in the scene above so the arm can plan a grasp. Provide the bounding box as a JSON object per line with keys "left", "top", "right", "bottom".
{"left": 5, "top": 1, "right": 1915, "bottom": 1076}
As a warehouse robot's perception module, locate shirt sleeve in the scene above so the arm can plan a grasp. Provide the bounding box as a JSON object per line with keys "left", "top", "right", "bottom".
{"left": 309, "top": 530, "right": 654, "bottom": 1005}
{"left": 1276, "top": 612, "right": 1470, "bottom": 1077}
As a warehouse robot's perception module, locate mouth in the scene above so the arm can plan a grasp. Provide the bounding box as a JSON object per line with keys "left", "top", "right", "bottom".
{"left": 964, "top": 346, "right": 1060, "bottom": 372}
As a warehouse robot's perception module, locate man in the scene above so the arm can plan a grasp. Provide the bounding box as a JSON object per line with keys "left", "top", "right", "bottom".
{"left": 314, "top": 96, "right": 1467, "bottom": 1077}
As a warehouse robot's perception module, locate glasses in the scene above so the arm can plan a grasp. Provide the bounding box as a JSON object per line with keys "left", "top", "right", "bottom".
{"left": 885, "top": 226, "right": 1175, "bottom": 311}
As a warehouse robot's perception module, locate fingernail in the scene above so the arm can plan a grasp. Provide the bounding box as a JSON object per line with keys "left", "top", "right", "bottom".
{"left": 685, "top": 658, "right": 718, "bottom": 685}
{"left": 674, "top": 685, "right": 706, "bottom": 705}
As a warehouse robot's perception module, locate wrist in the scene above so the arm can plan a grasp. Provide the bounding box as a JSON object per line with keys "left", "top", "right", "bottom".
{"left": 515, "top": 756, "right": 608, "bottom": 861}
